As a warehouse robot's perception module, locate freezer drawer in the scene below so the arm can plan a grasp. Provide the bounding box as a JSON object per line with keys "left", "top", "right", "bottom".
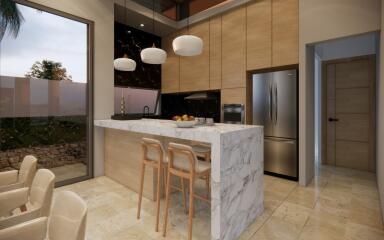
{"left": 265, "top": 137, "right": 297, "bottom": 178}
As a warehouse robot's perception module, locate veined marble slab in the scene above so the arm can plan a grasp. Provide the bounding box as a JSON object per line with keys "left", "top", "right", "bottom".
{"left": 95, "top": 119, "right": 264, "bottom": 240}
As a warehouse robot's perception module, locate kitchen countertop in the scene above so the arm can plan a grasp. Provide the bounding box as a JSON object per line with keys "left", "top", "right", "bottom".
{"left": 94, "top": 119, "right": 262, "bottom": 143}
{"left": 95, "top": 118, "right": 264, "bottom": 240}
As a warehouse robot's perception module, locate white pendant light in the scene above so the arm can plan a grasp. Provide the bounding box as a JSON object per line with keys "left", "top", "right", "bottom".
{"left": 114, "top": 54, "right": 136, "bottom": 71}
{"left": 114, "top": 0, "right": 136, "bottom": 71}
{"left": 172, "top": 35, "right": 203, "bottom": 56}
{"left": 141, "top": 45, "right": 167, "bottom": 64}
{"left": 172, "top": 13, "right": 203, "bottom": 57}
{"left": 140, "top": 0, "right": 167, "bottom": 64}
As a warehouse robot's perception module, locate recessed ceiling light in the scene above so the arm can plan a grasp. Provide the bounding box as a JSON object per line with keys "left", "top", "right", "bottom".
{"left": 140, "top": 23, "right": 145, "bottom": 27}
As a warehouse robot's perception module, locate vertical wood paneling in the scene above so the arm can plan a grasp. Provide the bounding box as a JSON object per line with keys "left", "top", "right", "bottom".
{"left": 246, "top": 0, "right": 272, "bottom": 70}
{"left": 222, "top": 6, "right": 246, "bottom": 89}
{"left": 161, "top": 32, "right": 179, "bottom": 93}
{"left": 209, "top": 16, "right": 222, "bottom": 90}
{"left": 272, "top": 0, "right": 298, "bottom": 66}
{"left": 180, "top": 21, "right": 210, "bottom": 92}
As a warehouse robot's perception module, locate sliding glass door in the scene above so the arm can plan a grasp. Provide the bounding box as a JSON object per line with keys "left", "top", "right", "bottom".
{"left": 0, "top": 1, "right": 93, "bottom": 185}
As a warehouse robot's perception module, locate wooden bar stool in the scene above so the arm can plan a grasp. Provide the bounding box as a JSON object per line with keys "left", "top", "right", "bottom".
{"left": 163, "top": 142, "right": 211, "bottom": 240}
{"left": 191, "top": 143, "right": 211, "bottom": 162}
{"left": 137, "top": 138, "right": 187, "bottom": 232}
{"left": 137, "top": 138, "right": 167, "bottom": 232}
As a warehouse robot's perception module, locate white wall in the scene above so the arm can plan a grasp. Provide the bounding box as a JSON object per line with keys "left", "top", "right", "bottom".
{"left": 378, "top": 0, "right": 384, "bottom": 222}
{"left": 28, "top": 0, "right": 115, "bottom": 177}
{"left": 299, "top": 0, "right": 381, "bottom": 186}
{"left": 315, "top": 33, "right": 378, "bottom": 61}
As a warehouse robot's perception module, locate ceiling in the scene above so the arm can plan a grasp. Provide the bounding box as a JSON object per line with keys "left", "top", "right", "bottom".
{"left": 114, "top": 0, "right": 253, "bottom": 37}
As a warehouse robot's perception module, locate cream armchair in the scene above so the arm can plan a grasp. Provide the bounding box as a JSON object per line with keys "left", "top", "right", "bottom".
{"left": 0, "top": 155, "right": 37, "bottom": 193}
{"left": 0, "top": 191, "right": 87, "bottom": 240}
{"left": 0, "top": 169, "right": 55, "bottom": 230}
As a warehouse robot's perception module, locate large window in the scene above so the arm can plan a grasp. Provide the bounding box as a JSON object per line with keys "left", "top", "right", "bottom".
{"left": 0, "top": 1, "right": 93, "bottom": 185}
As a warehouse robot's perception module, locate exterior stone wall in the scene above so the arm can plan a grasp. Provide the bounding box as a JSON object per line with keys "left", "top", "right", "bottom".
{"left": 0, "top": 141, "right": 86, "bottom": 171}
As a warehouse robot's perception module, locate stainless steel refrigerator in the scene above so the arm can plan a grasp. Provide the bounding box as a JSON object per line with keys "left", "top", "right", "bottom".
{"left": 252, "top": 69, "right": 298, "bottom": 179}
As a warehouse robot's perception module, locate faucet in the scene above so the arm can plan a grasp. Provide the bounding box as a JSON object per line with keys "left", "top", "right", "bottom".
{"left": 143, "top": 105, "right": 150, "bottom": 117}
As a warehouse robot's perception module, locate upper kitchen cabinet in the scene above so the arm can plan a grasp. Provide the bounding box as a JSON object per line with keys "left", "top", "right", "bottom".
{"left": 180, "top": 21, "right": 210, "bottom": 92}
{"left": 161, "top": 32, "right": 180, "bottom": 93}
{"left": 272, "top": 0, "right": 299, "bottom": 67}
{"left": 246, "top": 0, "right": 272, "bottom": 70}
{"left": 209, "top": 16, "right": 222, "bottom": 90}
{"left": 222, "top": 6, "right": 247, "bottom": 89}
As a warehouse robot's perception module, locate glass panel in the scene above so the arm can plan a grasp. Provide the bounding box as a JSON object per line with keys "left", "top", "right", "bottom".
{"left": 0, "top": 3, "right": 91, "bottom": 184}
{"left": 114, "top": 87, "right": 159, "bottom": 114}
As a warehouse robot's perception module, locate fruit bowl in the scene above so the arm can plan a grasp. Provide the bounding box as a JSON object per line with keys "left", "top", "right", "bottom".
{"left": 174, "top": 120, "right": 196, "bottom": 128}
{"left": 172, "top": 115, "right": 196, "bottom": 128}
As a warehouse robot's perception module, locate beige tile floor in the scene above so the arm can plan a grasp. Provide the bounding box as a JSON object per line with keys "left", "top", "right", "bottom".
{"left": 50, "top": 163, "right": 87, "bottom": 182}
{"left": 56, "top": 164, "right": 384, "bottom": 240}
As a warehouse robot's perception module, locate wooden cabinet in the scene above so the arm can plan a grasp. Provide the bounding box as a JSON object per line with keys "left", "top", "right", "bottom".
{"left": 209, "top": 16, "right": 222, "bottom": 90}
{"left": 222, "top": 6, "right": 246, "bottom": 89}
{"left": 180, "top": 21, "right": 210, "bottom": 92}
{"left": 272, "top": 0, "right": 298, "bottom": 66}
{"left": 246, "top": 0, "right": 272, "bottom": 70}
{"left": 161, "top": 32, "right": 179, "bottom": 93}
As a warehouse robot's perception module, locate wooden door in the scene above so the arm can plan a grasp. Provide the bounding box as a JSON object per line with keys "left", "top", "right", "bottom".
{"left": 324, "top": 55, "right": 376, "bottom": 172}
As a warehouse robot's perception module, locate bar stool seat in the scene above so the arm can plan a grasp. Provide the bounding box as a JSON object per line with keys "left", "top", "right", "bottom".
{"left": 191, "top": 143, "right": 211, "bottom": 162}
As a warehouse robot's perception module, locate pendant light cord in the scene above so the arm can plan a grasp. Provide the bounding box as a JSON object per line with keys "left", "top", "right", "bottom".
{"left": 124, "top": 0, "right": 128, "bottom": 56}
{"left": 152, "top": 0, "right": 155, "bottom": 35}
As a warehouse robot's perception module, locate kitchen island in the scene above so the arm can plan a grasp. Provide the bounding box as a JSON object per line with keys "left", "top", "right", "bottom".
{"left": 95, "top": 119, "right": 263, "bottom": 240}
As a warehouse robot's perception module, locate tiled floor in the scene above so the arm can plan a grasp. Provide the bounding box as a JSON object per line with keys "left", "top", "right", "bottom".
{"left": 50, "top": 163, "right": 87, "bottom": 182}
{"left": 56, "top": 165, "right": 384, "bottom": 240}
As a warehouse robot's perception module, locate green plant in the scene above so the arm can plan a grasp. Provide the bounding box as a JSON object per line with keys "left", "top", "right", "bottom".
{"left": 25, "top": 60, "right": 72, "bottom": 81}
{"left": 0, "top": 0, "right": 24, "bottom": 40}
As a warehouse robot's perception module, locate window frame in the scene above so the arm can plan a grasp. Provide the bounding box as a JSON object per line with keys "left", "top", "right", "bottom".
{"left": 10, "top": 0, "right": 95, "bottom": 187}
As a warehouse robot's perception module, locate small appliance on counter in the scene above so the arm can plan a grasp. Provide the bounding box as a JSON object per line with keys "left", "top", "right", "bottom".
{"left": 252, "top": 68, "right": 298, "bottom": 180}
{"left": 223, "top": 104, "right": 245, "bottom": 124}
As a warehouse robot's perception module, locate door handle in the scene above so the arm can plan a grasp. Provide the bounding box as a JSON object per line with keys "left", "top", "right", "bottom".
{"left": 328, "top": 118, "right": 339, "bottom": 122}
{"left": 274, "top": 83, "right": 278, "bottom": 125}
{"left": 269, "top": 84, "right": 273, "bottom": 121}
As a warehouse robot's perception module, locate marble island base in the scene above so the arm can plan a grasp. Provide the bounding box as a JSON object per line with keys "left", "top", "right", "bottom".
{"left": 95, "top": 119, "right": 264, "bottom": 240}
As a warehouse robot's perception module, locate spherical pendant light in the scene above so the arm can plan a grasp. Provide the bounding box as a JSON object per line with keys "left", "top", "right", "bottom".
{"left": 114, "top": 54, "right": 136, "bottom": 71}
{"left": 141, "top": 46, "right": 167, "bottom": 64}
{"left": 172, "top": 35, "right": 203, "bottom": 57}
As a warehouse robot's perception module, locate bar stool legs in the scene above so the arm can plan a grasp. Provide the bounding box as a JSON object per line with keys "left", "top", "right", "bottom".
{"left": 163, "top": 168, "right": 171, "bottom": 237}
{"left": 137, "top": 162, "right": 145, "bottom": 220}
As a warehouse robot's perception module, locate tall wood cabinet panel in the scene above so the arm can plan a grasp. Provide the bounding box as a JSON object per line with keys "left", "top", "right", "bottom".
{"left": 209, "top": 16, "right": 222, "bottom": 90}
{"left": 272, "top": 0, "right": 298, "bottom": 67}
{"left": 180, "top": 21, "right": 210, "bottom": 92}
{"left": 161, "top": 33, "right": 180, "bottom": 93}
{"left": 246, "top": 0, "right": 272, "bottom": 70}
{"left": 222, "top": 6, "right": 246, "bottom": 89}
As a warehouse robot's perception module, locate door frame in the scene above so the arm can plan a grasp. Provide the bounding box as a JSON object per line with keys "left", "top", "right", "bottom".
{"left": 321, "top": 54, "right": 376, "bottom": 170}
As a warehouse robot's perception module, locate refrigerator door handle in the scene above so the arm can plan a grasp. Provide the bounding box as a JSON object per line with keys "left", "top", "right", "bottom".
{"left": 274, "top": 82, "right": 278, "bottom": 125}
{"left": 265, "top": 138, "right": 295, "bottom": 144}
{"left": 269, "top": 84, "right": 273, "bottom": 121}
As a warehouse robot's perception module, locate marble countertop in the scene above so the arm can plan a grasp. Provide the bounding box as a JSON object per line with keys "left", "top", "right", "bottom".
{"left": 94, "top": 119, "right": 262, "bottom": 143}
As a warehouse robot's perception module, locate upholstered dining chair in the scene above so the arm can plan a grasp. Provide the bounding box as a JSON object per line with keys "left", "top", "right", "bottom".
{"left": 0, "top": 155, "right": 38, "bottom": 193}
{"left": 0, "top": 169, "right": 55, "bottom": 230}
{"left": 0, "top": 191, "right": 87, "bottom": 240}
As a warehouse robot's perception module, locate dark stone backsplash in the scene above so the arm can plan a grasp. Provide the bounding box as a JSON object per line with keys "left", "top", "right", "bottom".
{"left": 115, "top": 22, "right": 161, "bottom": 89}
